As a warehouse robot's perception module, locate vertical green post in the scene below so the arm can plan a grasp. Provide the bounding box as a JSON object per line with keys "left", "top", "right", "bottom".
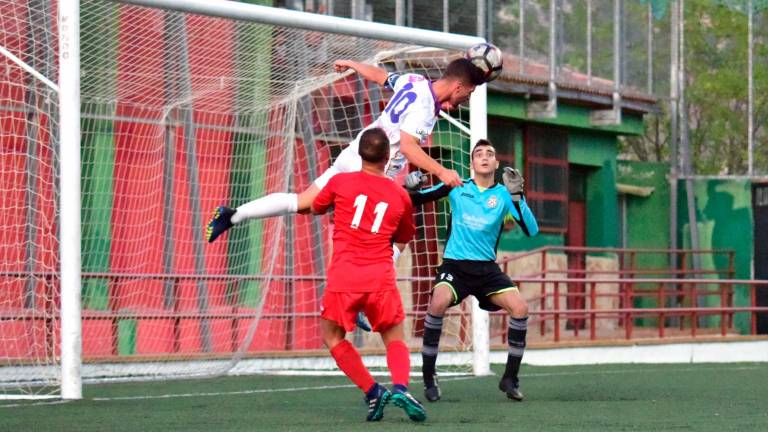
{"left": 80, "top": 119, "right": 114, "bottom": 311}
{"left": 80, "top": 2, "right": 119, "bottom": 314}
{"left": 228, "top": 1, "right": 274, "bottom": 307}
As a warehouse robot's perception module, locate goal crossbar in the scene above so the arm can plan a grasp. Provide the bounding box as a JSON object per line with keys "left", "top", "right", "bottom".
{"left": 114, "top": 0, "right": 485, "bottom": 51}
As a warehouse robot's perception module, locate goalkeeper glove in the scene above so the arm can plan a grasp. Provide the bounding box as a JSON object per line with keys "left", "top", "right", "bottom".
{"left": 404, "top": 170, "right": 428, "bottom": 191}
{"left": 502, "top": 167, "right": 525, "bottom": 201}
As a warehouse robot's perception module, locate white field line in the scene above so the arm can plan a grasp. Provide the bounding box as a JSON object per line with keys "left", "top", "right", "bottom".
{"left": 522, "top": 364, "right": 762, "bottom": 378}
{"left": 0, "top": 400, "right": 72, "bottom": 409}
{"left": 90, "top": 383, "right": 359, "bottom": 401}
{"left": 57, "top": 364, "right": 763, "bottom": 403}
{"left": 1, "top": 364, "right": 759, "bottom": 406}
{"left": 0, "top": 395, "right": 59, "bottom": 400}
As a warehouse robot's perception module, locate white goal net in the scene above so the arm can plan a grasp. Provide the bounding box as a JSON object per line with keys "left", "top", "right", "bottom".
{"left": 0, "top": 0, "right": 61, "bottom": 399}
{"left": 0, "top": 0, "right": 486, "bottom": 398}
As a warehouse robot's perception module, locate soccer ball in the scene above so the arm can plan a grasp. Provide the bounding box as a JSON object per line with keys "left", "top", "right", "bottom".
{"left": 465, "top": 42, "right": 503, "bottom": 83}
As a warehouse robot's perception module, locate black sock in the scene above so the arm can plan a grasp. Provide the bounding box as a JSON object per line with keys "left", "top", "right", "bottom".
{"left": 393, "top": 384, "right": 407, "bottom": 393}
{"left": 365, "top": 383, "right": 381, "bottom": 400}
{"left": 504, "top": 316, "right": 528, "bottom": 382}
{"left": 421, "top": 313, "right": 443, "bottom": 386}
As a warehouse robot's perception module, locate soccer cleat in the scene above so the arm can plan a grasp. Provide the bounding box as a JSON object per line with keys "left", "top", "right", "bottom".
{"left": 423, "top": 374, "right": 441, "bottom": 402}
{"left": 365, "top": 385, "right": 391, "bottom": 422}
{"left": 206, "top": 206, "right": 236, "bottom": 243}
{"left": 355, "top": 312, "right": 372, "bottom": 332}
{"left": 391, "top": 389, "right": 427, "bottom": 422}
{"left": 498, "top": 376, "right": 524, "bottom": 401}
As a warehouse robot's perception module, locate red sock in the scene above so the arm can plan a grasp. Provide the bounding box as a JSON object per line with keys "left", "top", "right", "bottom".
{"left": 386, "top": 340, "right": 410, "bottom": 388}
{"left": 330, "top": 340, "right": 375, "bottom": 393}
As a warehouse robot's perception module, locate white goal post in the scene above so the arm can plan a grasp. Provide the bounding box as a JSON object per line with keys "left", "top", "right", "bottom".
{"left": 59, "top": 0, "right": 83, "bottom": 401}
{"left": 3, "top": 0, "right": 489, "bottom": 400}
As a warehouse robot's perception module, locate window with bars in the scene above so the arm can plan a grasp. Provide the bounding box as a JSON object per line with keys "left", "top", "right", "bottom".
{"left": 524, "top": 125, "right": 568, "bottom": 232}
{"left": 487, "top": 117, "right": 516, "bottom": 184}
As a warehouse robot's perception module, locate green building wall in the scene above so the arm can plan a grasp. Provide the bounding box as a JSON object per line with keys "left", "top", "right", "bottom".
{"left": 570, "top": 130, "right": 620, "bottom": 249}
{"left": 616, "top": 162, "right": 755, "bottom": 334}
{"left": 440, "top": 78, "right": 761, "bottom": 337}
{"left": 617, "top": 161, "right": 672, "bottom": 324}
{"left": 486, "top": 91, "right": 633, "bottom": 251}
{"left": 678, "top": 179, "right": 754, "bottom": 333}
{"left": 617, "top": 160, "right": 671, "bottom": 260}
{"left": 486, "top": 93, "right": 645, "bottom": 136}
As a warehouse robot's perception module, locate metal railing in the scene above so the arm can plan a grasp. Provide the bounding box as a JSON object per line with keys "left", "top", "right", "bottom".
{"left": 494, "top": 276, "right": 768, "bottom": 343}
{"left": 493, "top": 246, "right": 766, "bottom": 344}
{"left": 2, "top": 243, "right": 766, "bottom": 359}
{"left": 498, "top": 246, "right": 736, "bottom": 279}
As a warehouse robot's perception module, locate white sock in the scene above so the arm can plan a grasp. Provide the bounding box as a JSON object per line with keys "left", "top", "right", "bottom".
{"left": 231, "top": 193, "right": 298, "bottom": 224}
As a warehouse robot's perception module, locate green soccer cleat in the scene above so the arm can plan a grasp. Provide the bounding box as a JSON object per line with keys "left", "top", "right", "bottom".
{"left": 391, "top": 389, "right": 427, "bottom": 422}
{"left": 206, "top": 206, "right": 236, "bottom": 243}
{"left": 499, "top": 376, "right": 524, "bottom": 401}
{"left": 365, "top": 385, "right": 391, "bottom": 422}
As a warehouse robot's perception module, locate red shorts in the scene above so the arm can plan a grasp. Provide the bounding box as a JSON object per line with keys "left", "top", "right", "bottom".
{"left": 321, "top": 290, "right": 405, "bottom": 332}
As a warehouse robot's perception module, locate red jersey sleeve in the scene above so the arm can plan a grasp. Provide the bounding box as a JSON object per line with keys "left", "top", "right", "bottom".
{"left": 312, "top": 177, "right": 336, "bottom": 215}
{"left": 392, "top": 189, "right": 416, "bottom": 244}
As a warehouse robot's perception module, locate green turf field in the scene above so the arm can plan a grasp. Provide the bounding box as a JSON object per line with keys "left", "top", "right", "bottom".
{"left": 2, "top": 363, "right": 767, "bottom": 431}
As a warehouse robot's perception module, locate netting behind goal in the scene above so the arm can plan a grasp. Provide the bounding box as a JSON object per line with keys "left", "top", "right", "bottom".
{"left": 1, "top": 0, "right": 476, "bottom": 396}
{"left": 0, "top": 0, "right": 61, "bottom": 398}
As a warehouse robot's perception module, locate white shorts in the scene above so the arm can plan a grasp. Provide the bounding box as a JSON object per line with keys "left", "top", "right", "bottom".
{"left": 313, "top": 144, "right": 361, "bottom": 189}
{"left": 313, "top": 141, "right": 406, "bottom": 189}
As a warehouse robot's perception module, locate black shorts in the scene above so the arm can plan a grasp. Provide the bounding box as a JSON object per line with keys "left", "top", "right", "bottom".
{"left": 433, "top": 259, "right": 518, "bottom": 312}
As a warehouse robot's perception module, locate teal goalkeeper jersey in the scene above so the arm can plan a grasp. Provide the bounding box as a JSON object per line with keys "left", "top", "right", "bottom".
{"left": 411, "top": 179, "right": 539, "bottom": 261}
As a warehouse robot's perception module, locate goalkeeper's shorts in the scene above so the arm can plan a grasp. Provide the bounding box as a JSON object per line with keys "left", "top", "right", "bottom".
{"left": 433, "top": 259, "right": 519, "bottom": 312}
{"left": 321, "top": 289, "right": 405, "bottom": 332}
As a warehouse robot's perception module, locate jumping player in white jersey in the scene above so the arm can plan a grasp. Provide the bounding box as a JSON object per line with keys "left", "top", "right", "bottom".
{"left": 206, "top": 57, "right": 486, "bottom": 243}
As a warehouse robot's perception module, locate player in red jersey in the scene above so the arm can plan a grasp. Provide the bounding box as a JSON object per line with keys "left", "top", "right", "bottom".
{"left": 311, "top": 128, "right": 426, "bottom": 423}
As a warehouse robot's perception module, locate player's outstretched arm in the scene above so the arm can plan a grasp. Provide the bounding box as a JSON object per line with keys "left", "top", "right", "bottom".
{"left": 408, "top": 182, "right": 452, "bottom": 206}
{"left": 399, "top": 132, "right": 462, "bottom": 187}
{"left": 405, "top": 171, "right": 452, "bottom": 206}
{"left": 510, "top": 198, "right": 539, "bottom": 237}
{"left": 310, "top": 178, "right": 335, "bottom": 216}
{"left": 502, "top": 168, "right": 539, "bottom": 237}
{"left": 333, "top": 59, "right": 388, "bottom": 85}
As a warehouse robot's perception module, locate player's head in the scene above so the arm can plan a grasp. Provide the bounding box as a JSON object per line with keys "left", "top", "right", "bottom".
{"left": 358, "top": 127, "right": 390, "bottom": 168}
{"left": 471, "top": 139, "right": 499, "bottom": 175}
{"left": 439, "top": 58, "right": 486, "bottom": 110}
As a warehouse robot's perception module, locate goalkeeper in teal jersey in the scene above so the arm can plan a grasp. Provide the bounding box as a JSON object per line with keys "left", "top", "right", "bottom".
{"left": 407, "top": 139, "right": 539, "bottom": 403}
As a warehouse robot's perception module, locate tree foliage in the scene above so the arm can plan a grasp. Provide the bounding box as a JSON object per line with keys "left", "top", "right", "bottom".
{"left": 622, "top": 0, "right": 768, "bottom": 175}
